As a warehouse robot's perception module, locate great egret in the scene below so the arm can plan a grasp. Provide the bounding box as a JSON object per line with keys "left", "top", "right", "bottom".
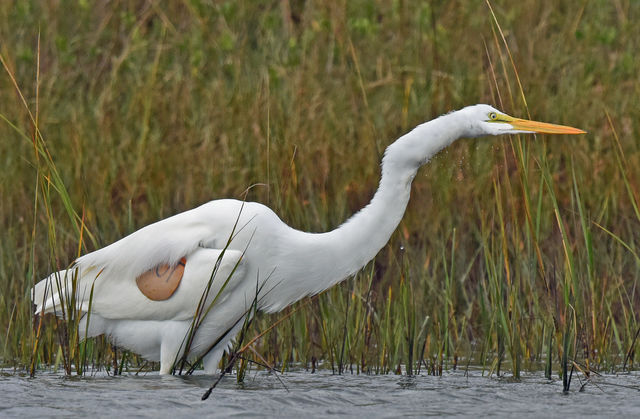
{"left": 33, "top": 104, "right": 584, "bottom": 374}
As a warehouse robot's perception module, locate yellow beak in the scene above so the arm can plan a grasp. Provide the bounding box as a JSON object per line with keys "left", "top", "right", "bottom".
{"left": 508, "top": 118, "right": 586, "bottom": 135}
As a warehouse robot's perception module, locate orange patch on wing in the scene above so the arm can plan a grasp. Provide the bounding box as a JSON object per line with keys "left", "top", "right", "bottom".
{"left": 136, "top": 257, "right": 187, "bottom": 301}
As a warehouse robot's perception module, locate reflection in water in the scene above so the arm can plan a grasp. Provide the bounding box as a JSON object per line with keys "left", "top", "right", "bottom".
{"left": 396, "top": 376, "right": 418, "bottom": 389}
{"left": 1, "top": 369, "right": 639, "bottom": 418}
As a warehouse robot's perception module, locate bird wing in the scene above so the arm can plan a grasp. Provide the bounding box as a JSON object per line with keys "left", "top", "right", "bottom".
{"left": 33, "top": 200, "right": 256, "bottom": 321}
{"left": 35, "top": 247, "right": 247, "bottom": 322}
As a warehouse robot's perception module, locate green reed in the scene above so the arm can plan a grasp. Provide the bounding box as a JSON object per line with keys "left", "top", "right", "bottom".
{"left": 1, "top": 1, "right": 639, "bottom": 382}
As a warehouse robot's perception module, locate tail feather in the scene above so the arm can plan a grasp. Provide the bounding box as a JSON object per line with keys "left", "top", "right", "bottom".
{"left": 32, "top": 267, "right": 90, "bottom": 315}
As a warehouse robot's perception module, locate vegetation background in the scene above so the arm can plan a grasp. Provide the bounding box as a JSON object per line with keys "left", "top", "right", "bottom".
{"left": 1, "top": 0, "right": 639, "bottom": 379}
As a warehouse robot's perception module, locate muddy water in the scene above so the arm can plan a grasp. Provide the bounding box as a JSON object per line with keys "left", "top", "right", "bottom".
{"left": 1, "top": 368, "right": 639, "bottom": 417}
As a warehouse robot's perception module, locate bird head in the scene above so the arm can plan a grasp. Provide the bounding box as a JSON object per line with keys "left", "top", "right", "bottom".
{"left": 383, "top": 104, "right": 586, "bottom": 175}
{"left": 462, "top": 104, "right": 586, "bottom": 137}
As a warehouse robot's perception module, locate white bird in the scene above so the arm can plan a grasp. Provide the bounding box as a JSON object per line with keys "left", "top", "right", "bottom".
{"left": 33, "top": 104, "right": 584, "bottom": 374}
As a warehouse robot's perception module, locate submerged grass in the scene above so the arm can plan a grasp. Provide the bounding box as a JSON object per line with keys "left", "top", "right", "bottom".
{"left": 1, "top": 1, "right": 639, "bottom": 381}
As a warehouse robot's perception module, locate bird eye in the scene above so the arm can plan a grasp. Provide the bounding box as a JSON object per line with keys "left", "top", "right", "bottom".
{"left": 489, "top": 112, "right": 498, "bottom": 120}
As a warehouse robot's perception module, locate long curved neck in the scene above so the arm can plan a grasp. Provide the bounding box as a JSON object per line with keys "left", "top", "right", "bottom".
{"left": 324, "top": 156, "right": 414, "bottom": 272}
{"left": 295, "top": 112, "right": 466, "bottom": 289}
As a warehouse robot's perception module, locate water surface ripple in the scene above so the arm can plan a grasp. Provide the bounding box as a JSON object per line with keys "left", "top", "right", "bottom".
{"left": 1, "top": 369, "right": 638, "bottom": 417}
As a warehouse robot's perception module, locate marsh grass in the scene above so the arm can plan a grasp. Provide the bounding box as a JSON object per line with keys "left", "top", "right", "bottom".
{"left": 173, "top": 202, "right": 250, "bottom": 375}
{"left": 1, "top": 1, "right": 639, "bottom": 383}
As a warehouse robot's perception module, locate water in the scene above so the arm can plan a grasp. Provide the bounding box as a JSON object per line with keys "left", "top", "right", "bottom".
{"left": 1, "top": 368, "right": 639, "bottom": 418}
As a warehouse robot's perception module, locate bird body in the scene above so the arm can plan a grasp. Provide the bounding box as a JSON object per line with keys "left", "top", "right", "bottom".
{"left": 33, "top": 105, "right": 584, "bottom": 374}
